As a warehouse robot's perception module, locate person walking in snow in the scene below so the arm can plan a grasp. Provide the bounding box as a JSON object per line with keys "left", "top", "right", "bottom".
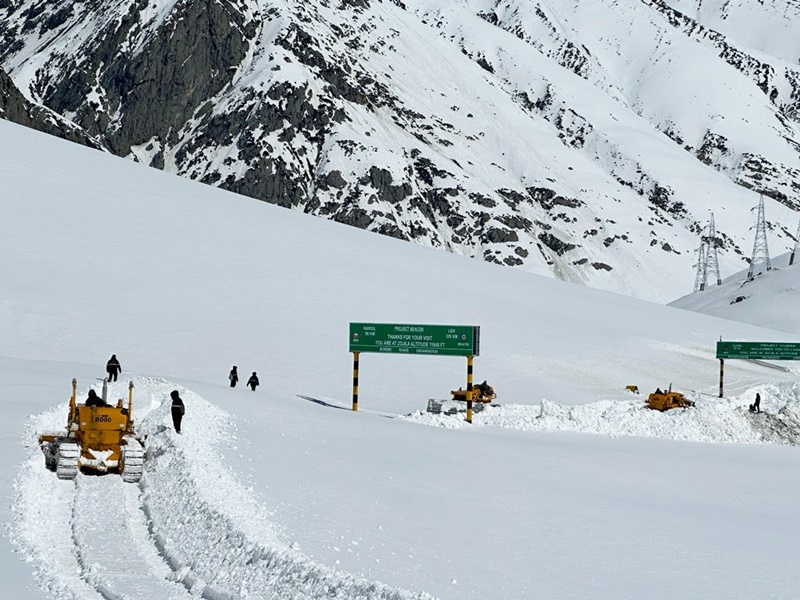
{"left": 170, "top": 390, "right": 185, "bottom": 433}
{"left": 247, "top": 372, "right": 259, "bottom": 391}
{"left": 106, "top": 354, "right": 121, "bottom": 382}
{"left": 229, "top": 366, "right": 239, "bottom": 388}
{"left": 750, "top": 392, "right": 761, "bottom": 413}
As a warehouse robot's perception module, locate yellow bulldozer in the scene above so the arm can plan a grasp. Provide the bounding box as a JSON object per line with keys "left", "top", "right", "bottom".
{"left": 646, "top": 384, "right": 695, "bottom": 412}
{"left": 451, "top": 380, "right": 496, "bottom": 403}
{"left": 38, "top": 378, "right": 145, "bottom": 482}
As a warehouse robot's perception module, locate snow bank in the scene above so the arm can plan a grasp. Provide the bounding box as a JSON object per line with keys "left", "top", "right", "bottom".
{"left": 402, "top": 382, "right": 800, "bottom": 446}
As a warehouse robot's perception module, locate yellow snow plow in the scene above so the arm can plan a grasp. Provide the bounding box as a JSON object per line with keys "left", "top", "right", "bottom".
{"left": 451, "top": 381, "right": 496, "bottom": 403}
{"left": 646, "top": 385, "right": 695, "bottom": 412}
{"left": 38, "top": 378, "right": 145, "bottom": 482}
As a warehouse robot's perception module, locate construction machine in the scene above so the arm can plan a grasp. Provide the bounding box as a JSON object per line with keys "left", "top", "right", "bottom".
{"left": 451, "top": 381, "right": 496, "bottom": 403}
{"left": 38, "top": 378, "right": 145, "bottom": 482}
{"left": 646, "top": 384, "right": 695, "bottom": 412}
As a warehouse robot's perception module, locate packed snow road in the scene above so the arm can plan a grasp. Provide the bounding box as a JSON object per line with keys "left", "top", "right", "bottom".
{"left": 10, "top": 378, "right": 435, "bottom": 600}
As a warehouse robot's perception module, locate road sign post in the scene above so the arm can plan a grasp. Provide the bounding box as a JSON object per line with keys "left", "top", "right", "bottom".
{"left": 349, "top": 323, "right": 481, "bottom": 420}
{"left": 715, "top": 341, "right": 800, "bottom": 397}
{"left": 349, "top": 323, "right": 480, "bottom": 356}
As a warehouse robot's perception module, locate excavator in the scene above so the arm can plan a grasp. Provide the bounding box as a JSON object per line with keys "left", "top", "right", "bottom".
{"left": 38, "top": 378, "right": 145, "bottom": 482}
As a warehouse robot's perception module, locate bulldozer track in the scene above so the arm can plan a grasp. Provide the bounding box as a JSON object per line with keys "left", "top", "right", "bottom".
{"left": 56, "top": 442, "right": 79, "bottom": 480}
{"left": 120, "top": 438, "right": 144, "bottom": 483}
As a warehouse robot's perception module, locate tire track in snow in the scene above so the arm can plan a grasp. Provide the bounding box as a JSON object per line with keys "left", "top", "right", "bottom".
{"left": 10, "top": 409, "right": 105, "bottom": 600}
{"left": 72, "top": 475, "right": 194, "bottom": 600}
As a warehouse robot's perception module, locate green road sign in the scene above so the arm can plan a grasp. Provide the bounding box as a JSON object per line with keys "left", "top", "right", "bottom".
{"left": 350, "top": 323, "right": 480, "bottom": 356}
{"left": 716, "top": 341, "right": 800, "bottom": 360}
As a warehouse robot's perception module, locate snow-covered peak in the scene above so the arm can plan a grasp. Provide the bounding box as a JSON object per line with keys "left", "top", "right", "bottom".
{"left": 1, "top": 0, "right": 799, "bottom": 303}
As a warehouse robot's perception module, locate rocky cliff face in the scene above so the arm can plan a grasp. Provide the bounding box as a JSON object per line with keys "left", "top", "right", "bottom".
{"left": 0, "top": 67, "right": 102, "bottom": 149}
{"left": 1, "top": 0, "right": 799, "bottom": 302}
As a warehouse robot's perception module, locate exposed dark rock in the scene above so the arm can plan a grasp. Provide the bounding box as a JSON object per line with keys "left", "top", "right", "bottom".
{"left": 484, "top": 227, "right": 519, "bottom": 244}
{"left": 476, "top": 56, "right": 494, "bottom": 73}
{"left": 469, "top": 192, "right": 497, "bottom": 208}
{"left": 539, "top": 232, "right": 576, "bottom": 255}
{"left": 319, "top": 170, "right": 347, "bottom": 190}
{"left": 591, "top": 262, "right": 613, "bottom": 271}
{"left": 360, "top": 166, "right": 412, "bottom": 204}
{"left": 0, "top": 67, "right": 102, "bottom": 150}
{"left": 696, "top": 130, "right": 730, "bottom": 167}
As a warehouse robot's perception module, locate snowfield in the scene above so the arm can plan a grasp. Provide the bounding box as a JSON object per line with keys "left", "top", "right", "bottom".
{"left": 2, "top": 118, "right": 800, "bottom": 599}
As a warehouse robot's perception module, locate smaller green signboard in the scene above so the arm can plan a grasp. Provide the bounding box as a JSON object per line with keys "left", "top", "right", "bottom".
{"left": 350, "top": 323, "right": 480, "bottom": 356}
{"left": 716, "top": 341, "right": 800, "bottom": 360}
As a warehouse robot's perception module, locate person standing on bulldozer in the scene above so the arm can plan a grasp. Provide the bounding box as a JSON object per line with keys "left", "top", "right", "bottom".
{"left": 247, "top": 372, "right": 259, "bottom": 391}
{"left": 170, "top": 390, "right": 185, "bottom": 433}
{"left": 106, "top": 354, "right": 121, "bottom": 382}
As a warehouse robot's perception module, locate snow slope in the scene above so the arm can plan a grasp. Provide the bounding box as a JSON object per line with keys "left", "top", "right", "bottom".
{"left": 671, "top": 251, "right": 800, "bottom": 334}
{"left": 2, "top": 119, "right": 800, "bottom": 599}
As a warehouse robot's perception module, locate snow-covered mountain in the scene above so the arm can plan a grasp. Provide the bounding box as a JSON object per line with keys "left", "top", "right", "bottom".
{"left": 0, "top": 67, "right": 102, "bottom": 149}
{"left": 4, "top": 114, "right": 800, "bottom": 600}
{"left": 1, "top": 0, "right": 800, "bottom": 302}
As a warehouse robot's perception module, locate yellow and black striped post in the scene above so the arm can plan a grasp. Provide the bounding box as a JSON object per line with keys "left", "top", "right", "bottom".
{"left": 352, "top": 351, "right": 360, "bottom": 411}
{"left": 466, "top": 355, "right": 474, "bottom": 423}
{"left": 718, "top": 359, "right": 724, "bottom": 398}
{"left": 128, "top": 381, "right": 134, "bottom": 430}
{"left": 69, "top": 377, "right": 77, "bottom": 426}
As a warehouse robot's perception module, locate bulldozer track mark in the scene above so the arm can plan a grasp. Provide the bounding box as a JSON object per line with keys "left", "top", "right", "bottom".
{"left": 70, "top": 475, "right": 195, "bottom": 600}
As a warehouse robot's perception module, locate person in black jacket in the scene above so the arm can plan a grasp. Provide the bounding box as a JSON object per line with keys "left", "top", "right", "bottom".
{"left": 229, "top": 366, "right": 238, "bottom": 388}
{"left": 85, "top": 389, "right": 108, "bottom": 407}
{"left": 750, "top": 392, "right": 761, "bottom": 413}
{"left": 247, "top": 372, "right": 259, "bottom": 391}
{"left": 106, "top": 354, "right": 121, "bottom": 382}
{"left": 170, "top": 390, "right": 185, "bottom": 433}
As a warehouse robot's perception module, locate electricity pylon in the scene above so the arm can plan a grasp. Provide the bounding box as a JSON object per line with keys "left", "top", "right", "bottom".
{"left": 747, "top": 195, "right": 772, "bottom": 279}
{"left": 693, "top": 241, "right": 707, "bottom": 292}
{"left": 692, "top": 213, "right": 722, "bottom": 292}
{"left": 704, "top": 213, "right": 722, "bottom": 286}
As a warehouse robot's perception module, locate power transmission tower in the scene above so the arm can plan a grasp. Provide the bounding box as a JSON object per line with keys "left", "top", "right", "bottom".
{"left": 704, "top": 213, "right": 722, "bottom": 286}
{"left": 693, "top": 241, "right": 707, "bottom": 292}
{"left": 791, "top": 218, "right": 800, "bottom": 266}
{"left": 747, "top": 195, "right": 772, "bottom": 279}
{"left": 692, "top": 214, "right": 723, "bottom": 292}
